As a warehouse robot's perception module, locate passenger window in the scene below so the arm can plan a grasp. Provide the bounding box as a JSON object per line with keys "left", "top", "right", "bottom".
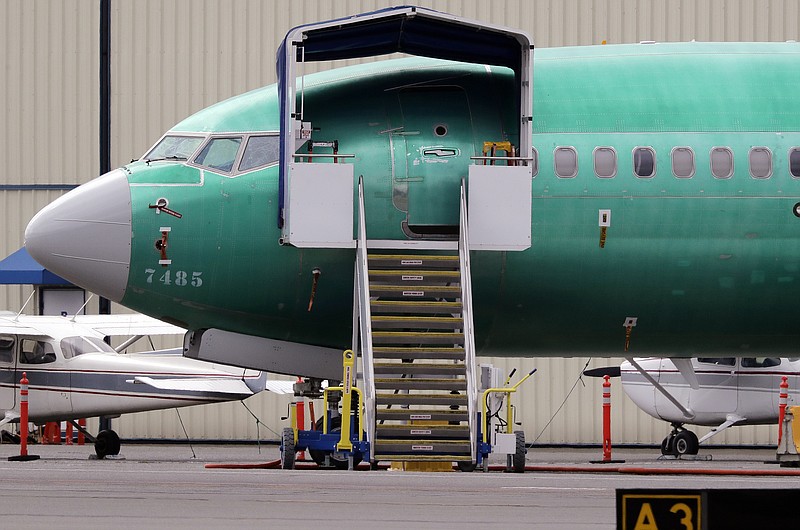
{"left": 741, "top": 357, "right": 780, "bottom": 368}
{"left": 20, "top": 339, "right": 56, "bottom": 365}
{"left": 697, "top": 357, "right": 735, "bottom": 366}
{"left": 593, "top": 147, "right": 617, "bottom": 178}
{"left": 0, "top": 335, "right": 14, "bottom": 363}
{"left": 531, "top": 147, "right": 539, "bottom": 177}
{"left": 749, "top": 147, "right": 772, "bottom": 179}
{"left": 554, "top": 147, "right": 577, "bottom": 178}
{"left": 789, "top": 148, "right": 800, "bottom": 178}
{"left": 671, "top": 147, "right": 695, "bottom": 178}
{"left": 710, "top": 147, "right": 733, "bottom": 179}
{"left": 194, "top": 137, "right": 243, "bottom": 173}
{"left": 633, "top": 147, "right": 655, "bottom": 178}
{"left": 239, "top": 135, "right": 280, "bottom": 172}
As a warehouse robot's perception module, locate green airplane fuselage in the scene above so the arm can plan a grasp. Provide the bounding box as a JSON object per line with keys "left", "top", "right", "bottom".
{"left": 121, "top": 42, "right": 800, "bottom": 358}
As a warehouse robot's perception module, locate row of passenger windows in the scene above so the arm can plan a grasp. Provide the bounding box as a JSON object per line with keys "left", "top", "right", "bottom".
{"left": 146, "top": 134, "right": 280, "bottom": 175}
{"left": 547, "top": 146, "right": 800, "bottom": 180}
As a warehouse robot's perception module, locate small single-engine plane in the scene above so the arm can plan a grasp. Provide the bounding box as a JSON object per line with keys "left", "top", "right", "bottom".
{"left": 0, "top": 312, "right": 270, "bottom": 458}
{"left": 586, "top": 357, "right": 798, "bottom": 456}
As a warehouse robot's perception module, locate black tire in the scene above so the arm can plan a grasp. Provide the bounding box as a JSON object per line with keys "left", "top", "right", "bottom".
{"left": 308, "top": 416, "right": 362, "bottom": 469}
{"left": 95, "top": 429, "right": 120, "bottom": 459}
{"left": 673, "top": 430, "right": 699, "bottom": 456}
{"left": 457, "top": 460, "right": 477, "bottom": 472}
{"left": 512, "top": 430, "right": 526, "bottom": 473}
{"left": 660, "top": 435, "right": 674, "bottom": 455}
{"left": 281, "top": 428, "right": 296, "bottom": 469}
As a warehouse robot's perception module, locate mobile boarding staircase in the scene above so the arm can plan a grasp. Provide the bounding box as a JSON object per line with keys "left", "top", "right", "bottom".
{"left": 276, "top": 5, "right": 535, "bottom": 471}
{"left": 354, "top": 178, "right": 479, "bottom": 469}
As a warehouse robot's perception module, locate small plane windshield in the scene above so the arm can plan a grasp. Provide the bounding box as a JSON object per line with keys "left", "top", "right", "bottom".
{"left": 145, "top": 135, "right": 205, "bottom": 161}
{"left": 61, "top": 336, "right": 116, "bottom": 359}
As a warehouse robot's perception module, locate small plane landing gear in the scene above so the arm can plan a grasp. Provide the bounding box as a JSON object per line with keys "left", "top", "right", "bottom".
{"left": 661, "top": 424, "right": 699, "bottom": 456}
{"left": 94, "top": 429, "right": 121, "bottom": 459}
{"left": 67, "top": 420, "right": 121, "bottom": 459}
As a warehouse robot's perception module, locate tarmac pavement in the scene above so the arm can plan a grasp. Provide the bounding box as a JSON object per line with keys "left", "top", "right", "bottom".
{"left": 0, "top": 442, "right": 795, "bottom": 529}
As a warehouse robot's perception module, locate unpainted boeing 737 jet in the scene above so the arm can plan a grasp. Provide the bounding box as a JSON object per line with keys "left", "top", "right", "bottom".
{"left": 22, "top": 6, "right": 800, "bottom": 465}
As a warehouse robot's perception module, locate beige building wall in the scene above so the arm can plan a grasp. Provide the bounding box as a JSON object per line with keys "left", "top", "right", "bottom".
{"left": 1, "top": 0, "right": 796, "bottom": 446}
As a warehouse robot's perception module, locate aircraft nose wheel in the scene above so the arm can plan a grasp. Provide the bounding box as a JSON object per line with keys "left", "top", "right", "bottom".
{"left": 94, "top": 429, "right": 121, "bottom": 459}
{"left": 661, "top": 429, "right": 699, "bottom": 456}
{"left": 672, "top": 430, "right": 699, "bottom": 455}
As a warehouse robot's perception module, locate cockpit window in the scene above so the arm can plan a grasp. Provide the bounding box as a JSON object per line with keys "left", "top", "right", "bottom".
{"left": 193, "top": 137, "right": 243, "bottom": 173}
{"left": 61, "top": 336, "right": 115, "bottom": 359}
{"left": 145, "top": 135, "right": 205, "bottom": 161}
{"left": 0, "top": 335, "right": 14, "bottom": 363}
{"left": 20, "top": 339, "right": 56, "bottom": 365}
{"left": 239, "top": 135, "right": 280, "bottom": 172}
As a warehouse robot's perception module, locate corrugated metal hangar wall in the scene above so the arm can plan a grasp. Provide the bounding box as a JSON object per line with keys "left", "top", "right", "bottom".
{"left": 1, "top": 0, "right": 798, "bottom": 446}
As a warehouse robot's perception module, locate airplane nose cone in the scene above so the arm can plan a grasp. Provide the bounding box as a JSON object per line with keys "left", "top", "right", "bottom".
{"left": 25, "top": 169, "right": 131, "bottom": 302}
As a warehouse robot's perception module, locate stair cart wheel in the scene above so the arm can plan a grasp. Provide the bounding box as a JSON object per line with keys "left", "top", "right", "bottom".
{"left": 512, "top": 430, "right": 526, "bottom": 473}
{"left": 281, "top": 428, "right": 296, "bottom": 469}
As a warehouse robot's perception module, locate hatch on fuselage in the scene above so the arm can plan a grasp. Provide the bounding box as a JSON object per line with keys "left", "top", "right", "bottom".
{"left": 277, "top": 6, "right": 534, "bottom": 250}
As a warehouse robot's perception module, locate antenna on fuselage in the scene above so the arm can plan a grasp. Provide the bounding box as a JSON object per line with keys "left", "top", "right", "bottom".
{"left": 14, "top": 291, "right": 36, "bottom": 321}
{"left": 69, "top": 294, "right": 94, "bottom": 322}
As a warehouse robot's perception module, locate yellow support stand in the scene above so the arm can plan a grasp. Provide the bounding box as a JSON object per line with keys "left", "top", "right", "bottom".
{"left": 482, "top": 369, "right": 536, "bottom": 444}
{"left": 289, "top": 401, "right": 298, "bottom": 444}
{"left": 337, "top": 350, "right": 355, "bottom": 452}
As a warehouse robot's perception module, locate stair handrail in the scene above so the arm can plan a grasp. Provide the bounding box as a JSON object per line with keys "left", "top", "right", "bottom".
{"left": 355, "top": 175, "right": 377, "bottom": 455}
{"left": 459, "top": 178, "right": 478, "bottom": 464}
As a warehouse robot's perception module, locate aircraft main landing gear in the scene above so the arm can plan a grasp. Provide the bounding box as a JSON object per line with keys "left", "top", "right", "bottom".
{"left": 660, "top": 423, "right": 699, "bottom": 456}
{"left": 67, "top": 420, "right": 121, "bottom": 459}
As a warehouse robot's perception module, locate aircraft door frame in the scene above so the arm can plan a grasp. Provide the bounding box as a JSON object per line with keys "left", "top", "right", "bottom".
{"left": 736, "top": 357, "right": 782, "bottom": 422}
{"left": 689, "top": 358, "right": 737, "bottom": 414}
{"left": 652, "top": 358, "right": 693, "bottom": 419}
{"left": 0, "top": 334, "right": 18, "bottom": 410}
{"left": 393, "top": 86, "right": 476, "bottom": 234}
{"left": 17, "top": 336, "right": 72, "bottom": 418}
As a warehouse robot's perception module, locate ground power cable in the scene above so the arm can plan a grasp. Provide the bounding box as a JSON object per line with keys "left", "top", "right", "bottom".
{"left": 175, "top": 408, "right": 196, "bottom": 458}
{"left": 240, "top": 400, "right": 276, "bottom": 454}
{"left": 533, "top": 359, "right": 591, "bottom": 444}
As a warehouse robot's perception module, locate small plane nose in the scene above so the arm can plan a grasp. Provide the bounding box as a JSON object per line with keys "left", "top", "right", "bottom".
{"left": 25, "top": 169, "right": 131, "bottom": 302}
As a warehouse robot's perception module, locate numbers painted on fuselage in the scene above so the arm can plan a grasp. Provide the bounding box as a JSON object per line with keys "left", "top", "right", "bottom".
{"left": 144, "top": 269, "right": 203, "bottom": 287}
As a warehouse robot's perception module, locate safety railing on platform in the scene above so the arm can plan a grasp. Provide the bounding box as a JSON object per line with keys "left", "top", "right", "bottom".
{"left": 459, "top": 179, "right": 478, "bottom": 464}
{"left": 354, "top": 176, "right": 376, "bottom": 454}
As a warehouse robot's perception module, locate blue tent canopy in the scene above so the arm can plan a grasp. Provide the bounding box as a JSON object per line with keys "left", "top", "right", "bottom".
{"left": 0, "top": 247, "right": 72, "bottom": 285}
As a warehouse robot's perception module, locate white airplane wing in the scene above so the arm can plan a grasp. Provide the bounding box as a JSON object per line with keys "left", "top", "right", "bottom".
{"left": 73, "top": 314, "right": 186, "bottom": 336}
{"left": 264, "top": 380, "right": 295, "bottom": 394}
{"left": 131, "top": 376, "right": 253, "bottom": 395}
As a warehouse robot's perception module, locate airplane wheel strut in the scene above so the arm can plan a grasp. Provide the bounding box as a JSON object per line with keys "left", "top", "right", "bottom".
{"left": 660, "top": 435, "right": 674, "bottom": 455}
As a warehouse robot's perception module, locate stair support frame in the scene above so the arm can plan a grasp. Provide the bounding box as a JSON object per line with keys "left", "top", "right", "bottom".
{"left": 459, "top": 179, "right": 479, "bottom": 465}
